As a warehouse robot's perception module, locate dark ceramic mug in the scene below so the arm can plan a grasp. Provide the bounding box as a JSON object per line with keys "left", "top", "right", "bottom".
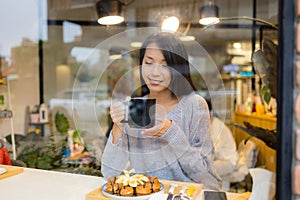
{"left": 121, "top": 98, "right": 156, "bottom": 128}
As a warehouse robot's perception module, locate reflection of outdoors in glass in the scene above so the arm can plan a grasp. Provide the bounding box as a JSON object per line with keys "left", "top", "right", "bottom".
{"left": 63, "top": 21, "right": 82, "bottom": 43}
{"left": 0, "top": 0, "right": 42, "bottom": 135}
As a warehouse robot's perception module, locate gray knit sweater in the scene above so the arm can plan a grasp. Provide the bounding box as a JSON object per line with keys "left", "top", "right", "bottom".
{"left": 101, "top": 92, "right": 221, "bottom": 190}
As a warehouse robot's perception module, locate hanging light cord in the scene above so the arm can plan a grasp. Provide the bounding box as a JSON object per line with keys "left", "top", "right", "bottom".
{"left": 202, "top": 16, "right": 278, "bottom": 31}
{"left": 182, "top": 0, "right": 197, "bottom": 35}
{"left": 121, "top": 0, "right": 135, "bottom": 6}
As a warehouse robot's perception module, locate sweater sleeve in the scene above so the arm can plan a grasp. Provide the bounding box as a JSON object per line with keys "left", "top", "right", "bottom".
{"left": 101, "top": 131, "right": 129, "bottom": 179}
{"left": 161, "top": 94, "right": 220, "bottom": 187}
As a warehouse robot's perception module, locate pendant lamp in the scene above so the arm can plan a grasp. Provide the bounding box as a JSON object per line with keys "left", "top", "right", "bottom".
{"left": 96, "top": 0, "right": 124, "bottom": 25}
{"left": 199, "top": 0, "right": 220, "bottom": 25}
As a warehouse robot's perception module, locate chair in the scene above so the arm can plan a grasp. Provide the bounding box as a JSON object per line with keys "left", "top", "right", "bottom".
{"left": 220, "top": 139, "right": 259, "bottom": 191}
{"left": 249, "top": 168, "right": 276, "bottom": 200}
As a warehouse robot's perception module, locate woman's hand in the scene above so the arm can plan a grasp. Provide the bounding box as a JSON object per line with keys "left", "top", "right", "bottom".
{"left": 142, "top": 103, "right": 171, "bottom": 138}
{"left": 142, "top": 118, "right": 172, "bottom": 138}
{"left": 110, "top": 101, "right": 126, "bottom": 143}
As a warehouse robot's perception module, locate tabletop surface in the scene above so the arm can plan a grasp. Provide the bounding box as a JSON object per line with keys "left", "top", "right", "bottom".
{"left": 0, "top": 167, "right": 102, "bottom": 200}
{"left": 0, "top": 166, "right": 243, "bottom": 200}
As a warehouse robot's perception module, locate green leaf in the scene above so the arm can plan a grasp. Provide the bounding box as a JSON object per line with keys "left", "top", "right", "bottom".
{"left": 72, "top": 130, "right": 81, "bottom": 139}
{"left": 260, "top": 85, "right": 272, "bottom": 104}
{"left": 36, "top": 156, "right": 53, "bottom": 170}
{"left": 264, "top": 93, "right": 271, "bottom": 104}
{"left": 55, "top": 112, "right": 70, "bottom": 133}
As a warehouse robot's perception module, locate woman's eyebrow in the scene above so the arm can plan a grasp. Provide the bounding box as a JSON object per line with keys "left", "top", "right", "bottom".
{"left": 145, "top": 55, "right": 166, "bottom": 62}
{"left": 145, "top": 55, "right": 154, "bottom": 60}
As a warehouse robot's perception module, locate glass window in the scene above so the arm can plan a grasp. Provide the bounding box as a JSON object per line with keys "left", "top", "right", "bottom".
{"left": 0, "top": 1, "right": 279, "bottom": 193}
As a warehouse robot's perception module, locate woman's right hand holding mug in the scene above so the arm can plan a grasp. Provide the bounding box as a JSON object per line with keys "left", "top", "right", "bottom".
{"left": 110, "top": 101, "right": 126, "bottom": 144}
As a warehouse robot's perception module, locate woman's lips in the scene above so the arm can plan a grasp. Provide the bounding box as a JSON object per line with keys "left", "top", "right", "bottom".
{"left": 148, "top": 77, "right": 162, "bottom": 86}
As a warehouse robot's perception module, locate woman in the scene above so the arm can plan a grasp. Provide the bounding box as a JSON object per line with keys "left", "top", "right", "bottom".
{"left": 101, "top": 32, "right": 221, "bottom": 190}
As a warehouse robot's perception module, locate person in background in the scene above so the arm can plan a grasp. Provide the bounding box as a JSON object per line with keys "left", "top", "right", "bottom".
{"left": 101, "top": 32, "right": 221, "bottom": 190}
{"left": 206, "top": 100, "right": 238, "bottom": 178}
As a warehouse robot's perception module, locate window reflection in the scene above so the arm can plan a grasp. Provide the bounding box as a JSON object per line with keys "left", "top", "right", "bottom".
{"left": 63, "top": 21, "right": 82, "bottom": 43}
{"left": 0, "top": 1, "right": 279, "bottom": 191}
{"left": 0, "top": 0, "right": 41, "bottom": 134}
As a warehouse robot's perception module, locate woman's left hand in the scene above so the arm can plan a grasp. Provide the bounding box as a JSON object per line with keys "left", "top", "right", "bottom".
{"left": 142, "top": 118, "right": 172, "bottom": 138}
{"left": 142, "top": 103, "right": 172, "bottom": 138}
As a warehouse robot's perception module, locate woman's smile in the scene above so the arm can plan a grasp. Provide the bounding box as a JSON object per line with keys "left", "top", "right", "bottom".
{"left": 148, "top": 77, "right": 163, "bottom": 86}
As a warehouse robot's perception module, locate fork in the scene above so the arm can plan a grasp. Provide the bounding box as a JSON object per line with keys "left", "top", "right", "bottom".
{"left": 173, "top": 186, "right": 191, "bottom": 200}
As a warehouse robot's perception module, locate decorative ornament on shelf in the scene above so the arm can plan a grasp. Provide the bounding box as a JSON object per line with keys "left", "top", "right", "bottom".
{"left": 67, "top": 129, "right": 85, "bottom": 158}
{"left": 39, "top": 104, "right": 49, "bottom": 123}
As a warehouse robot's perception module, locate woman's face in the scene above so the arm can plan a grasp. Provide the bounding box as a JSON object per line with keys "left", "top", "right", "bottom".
{"left": 142, "top": 43, "right": 172, "bottom": 94}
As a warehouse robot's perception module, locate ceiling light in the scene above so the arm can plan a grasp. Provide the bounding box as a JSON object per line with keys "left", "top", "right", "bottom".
{"left": 96, "top": 0, "right": 124, "bottom": 25}
{"left": 198, "top": 1, "right": 278, "bottom": 30}
{"left": 179, "top": 35, "right": 196, "bottom": 42}
{"left": 130, "top": 42, "right": 143, "bottom": 48}
{"left": 109, "top": 54, "right": 123, "bottom": 60}
{"left": 199, "top": 0, "right": 220, "bottom": 25}
{"left": 161, "top": 16, "right": 180, "bottom": 32}
{"left": 233, "top": 42, "right": 242, "bottom": 49}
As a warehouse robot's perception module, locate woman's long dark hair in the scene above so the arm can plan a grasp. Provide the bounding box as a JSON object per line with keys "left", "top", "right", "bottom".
{"left": 139, "top": 32, "right": 197, "bottom": 97}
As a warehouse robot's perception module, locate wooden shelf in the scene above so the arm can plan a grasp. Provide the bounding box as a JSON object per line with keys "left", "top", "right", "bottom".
{"left": 25, "top": 106, "right": 50, "bottom": 136}
{"left": 28, "top": 122, "right": 49, "bottom": 125}
{"left": 234, "top": 111, "right": 276, "bottom": 126}
{"left": 220, "top": 74, "right": 254, "bottom": 81}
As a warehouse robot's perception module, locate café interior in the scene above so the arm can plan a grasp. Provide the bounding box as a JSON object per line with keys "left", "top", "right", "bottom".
{"left": 0, "top": 0, "right": 294, "bottom": 199}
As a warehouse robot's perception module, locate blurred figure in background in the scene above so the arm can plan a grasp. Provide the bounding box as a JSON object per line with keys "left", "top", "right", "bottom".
{"left": 206, "top": 100, "right": 238, "bottom": 177}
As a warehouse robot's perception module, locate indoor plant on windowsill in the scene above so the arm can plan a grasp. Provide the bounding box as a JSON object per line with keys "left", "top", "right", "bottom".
{"left": 14, "top": 112, "right": 71, "bottom": 169}
{"left": 14, "top": 112, "right": 102, "bottom": 176}
{"left": 52, "top": 112, "right": 102, "bottom": 176}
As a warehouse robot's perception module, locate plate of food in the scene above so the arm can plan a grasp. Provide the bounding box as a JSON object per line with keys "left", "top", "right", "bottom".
{"left": 102, "top": 169, "right": 164, "bottom": 200}
{"left": 0, "top": 167, "right": 7, "bottom": 175}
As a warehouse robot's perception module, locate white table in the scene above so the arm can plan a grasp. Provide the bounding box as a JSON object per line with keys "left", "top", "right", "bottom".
{"left": 0, "top": 167, "right": 243, "bottom": 200}
{"left": 0, "top": 167, "right": 103, "bottom": 200}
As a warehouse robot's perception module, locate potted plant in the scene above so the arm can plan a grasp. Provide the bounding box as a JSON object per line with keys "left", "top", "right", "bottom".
{"left": 14, "top": 112, "right": 102, "bottom": 176}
